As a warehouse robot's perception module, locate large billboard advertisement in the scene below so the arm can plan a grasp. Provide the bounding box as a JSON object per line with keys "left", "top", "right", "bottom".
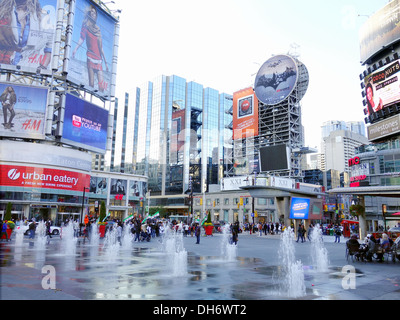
{"left": 364, "top": 59, "right": 400, "bottom": 115}
{"left": 1, "top": 164, "right": 90, "bottom": 192}
{"left": 61, "top": 94, "right": 109, "bottom": 153}
{"left": 0, "top": 0, "right": 57, "bottom": 75}
{"left": 233, "top": 87, "right": 259, "bottom": 140}
{"left": 69, "top": 0, "right": 116, "bottom": 98}
{"left": 289, "top": 197, "right": 310, "bottom": 220}
{"left": 0, "top": 83, "right": 48, "bottom": 139}
{"left": 254, "top": 55, "right": 298, "bottom": 106}
{"left": 359, "top": 0, "right": 400, "bottom": 64}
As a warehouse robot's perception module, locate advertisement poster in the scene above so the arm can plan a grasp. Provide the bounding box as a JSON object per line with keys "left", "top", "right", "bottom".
{"left": 1, "top": 164, "right": 90, "bottom": 192}
{"left": 254, "top": 55, "right": 298, "bottom": 106}
{"left": 233, "top": 87, "right": 259, "bottom": 140}
{"left": 129, "top": 180, "right": 147, "bottom": 199}
{"left": 68, "top": 0, "right": 116, "bottom": 98}
{"left": 364, "top": 59, "right": 400, "bottom": 115}
{"left": 61, "top": 93, "right": 109, "bottom": 153}
{"left": 0, "top": 0, "right": 57, "bottom": 74}
{"left": 359, "top": 0, "right": 400, "bottom": 64}
{"left": 0, "top": 83, "right": 48, "bottom": 139}
{"left": 289, "top": 197, "right": 310, "bottom": 220}
{"left": 89, "top": 176, "right": 108, "bottom": 195}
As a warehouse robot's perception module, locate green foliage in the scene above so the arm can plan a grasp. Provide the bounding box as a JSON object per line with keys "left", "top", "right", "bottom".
{"left": 4, "top": 202, "right": 12, "bottom": 221}
{"left": 99, "top": 200, "right": 106, "bottom": 222}
{"left": 349, "top": 204, "right": 365, "bottom": 217}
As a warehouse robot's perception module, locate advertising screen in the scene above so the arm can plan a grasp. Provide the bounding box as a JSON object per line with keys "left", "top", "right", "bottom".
{"left": 68, "top": 0, "right": 116, "bottom": 98}
{"left": 359, "top": 0, "right": 400, "bottom": 64}
{"left": 254, "top": 55, "right": 298, "bottom": 105}
{"left": 259, "top": 144, "right": 290, "bottom": 172}
{"left": 289, "top": 197, "right": 310, "bottom": 220}
{"left": 0, "top": 83, "right": 48, "bottom": 139}
{"left": 364, "top": 59, "right": 400, "bottom": 115}
{"left": 233, "top": 87, "right": 259, "bottom": 140}
{"left": 61, "top": 94, "right": 109, "bottom": 153}
{"left": 1, "top": 164, "right": 90, "bottom": 192}
{"left": 0, "top": 0, "right": 57, "bottom": 75}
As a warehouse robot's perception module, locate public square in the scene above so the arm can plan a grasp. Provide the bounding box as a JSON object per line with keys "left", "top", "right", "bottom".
{"left": 1, "top": 226, "right": 400, "bottom": 303}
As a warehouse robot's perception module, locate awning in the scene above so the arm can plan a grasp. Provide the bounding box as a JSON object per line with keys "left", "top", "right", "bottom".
{"left": 341, "top": 220, "right": 359, "bottom": 224}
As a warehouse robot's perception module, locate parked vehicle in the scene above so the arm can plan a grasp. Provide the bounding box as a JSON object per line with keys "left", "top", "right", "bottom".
{"left": 15, "top": 222, "right": 61, "bottom": 236}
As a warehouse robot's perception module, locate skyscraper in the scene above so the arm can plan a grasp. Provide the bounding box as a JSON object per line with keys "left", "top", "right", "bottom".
{"left": 122, "top": 75, "right": 232, "bottom": 214}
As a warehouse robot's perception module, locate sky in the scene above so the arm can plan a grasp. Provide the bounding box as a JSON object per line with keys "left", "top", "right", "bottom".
{"left": 108, "top": 0, "right": 391, "bottom": 151}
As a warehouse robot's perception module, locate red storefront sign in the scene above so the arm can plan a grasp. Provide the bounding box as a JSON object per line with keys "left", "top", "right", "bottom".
{"left": 1, "top": 165, "right": 90, "bottom": 192}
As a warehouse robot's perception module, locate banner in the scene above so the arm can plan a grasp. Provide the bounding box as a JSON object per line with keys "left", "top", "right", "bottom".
{"left": 1, "top": 164, "right": 90, "bottom": 192}
{"left": 233, "top": 87, "right": 259, "bottom": 140}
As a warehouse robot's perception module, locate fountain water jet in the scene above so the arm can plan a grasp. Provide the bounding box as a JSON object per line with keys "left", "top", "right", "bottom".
{"left": 90, "top": 223, "right": 100, "bottom": 247}
{"left": 62, "top": 222, "right": 77, "bottom": 256}
{"left": 121, "top": 223, "right": 133, "bottom": 250}
{"left": 163, "top": 225, "right": 187, "bottom": 277}
{"left": 103, "top": 225, "right": 120, "bottom": 263}
{"left": 277, "top": 227, "right": 306, "bottom": 298}
{"left": 310, "top": 224, "right": 329, "bottom": 272}
{"left": 221, "top": 224, "right": 237, "bottom": 261}
{"left": 36, "top": 221, "right": 47, "bottom": 249}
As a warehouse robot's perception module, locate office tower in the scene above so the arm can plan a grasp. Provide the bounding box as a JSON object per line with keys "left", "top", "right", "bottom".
{"left": 129, "top": 75, "right": 232, "bottom": 212}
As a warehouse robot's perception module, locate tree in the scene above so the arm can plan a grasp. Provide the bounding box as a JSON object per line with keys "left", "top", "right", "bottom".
{"left": 99, "top": 200, "right": 106, "bottom": 222}
{"left": 4, "top": 202, "right": 12, "bottom": 221}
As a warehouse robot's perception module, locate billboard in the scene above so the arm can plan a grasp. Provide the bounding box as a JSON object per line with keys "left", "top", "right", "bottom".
{"left": 259, "top": 144, "right": 291, "bottom": 172}
{"left": 233, "top": 87, "right": 259, "bottom": 140}
{"left": 0, "top": 0, "right": 57, "bottom": 75}
{"left": 254, "top": 55, "right": 298, "bottom": 105}
{"left": 0, "top": 83, "right": 48, "bottom": 139}
{"left": 1, "top": 164, "right": 90, "bottom": 192}
{"left": 359, "top": 0, "right": 400, "bottom": 64}
{"left": 367, "top": 114, "right": 400, "bottom": 140}
{"left": 89, "top": 176, "right": 108, "bottom": 195}
{"left": 69, "top": 0, "right": 117, "bottom": 98}
{"left": 364, "top": 59, "right": 400, "bottom": 115}
{"left": 289, "top": 197, "right": 310, "bottom": 220}
{"left": 61, "top": 94, "right": 109, "bottom": 153}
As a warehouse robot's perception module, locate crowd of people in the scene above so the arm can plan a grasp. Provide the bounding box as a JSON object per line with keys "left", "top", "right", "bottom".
{"left": 346, "top": 232, "right": 399, "bottom": 263}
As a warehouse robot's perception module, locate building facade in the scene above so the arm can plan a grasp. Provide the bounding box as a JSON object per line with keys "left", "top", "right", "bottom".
{"left": 123, "top": 75, "right": 233, "bottom": 215}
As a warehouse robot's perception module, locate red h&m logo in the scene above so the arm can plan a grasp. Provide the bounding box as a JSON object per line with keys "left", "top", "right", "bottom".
{"left": 72, "top": 115, "right": 82, "bottom": 128}
{"left": 115, "top": 194, "right": 123, "bottom": 200}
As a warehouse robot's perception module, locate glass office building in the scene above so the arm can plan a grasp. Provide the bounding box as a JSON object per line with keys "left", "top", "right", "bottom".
{"left": 125, "top": 75, "right": 233, "bottom": 214}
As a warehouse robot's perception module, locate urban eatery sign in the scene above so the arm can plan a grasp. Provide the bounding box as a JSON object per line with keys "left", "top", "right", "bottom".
{"left": 1, "top": 165, "right": 90, "bottom": 192}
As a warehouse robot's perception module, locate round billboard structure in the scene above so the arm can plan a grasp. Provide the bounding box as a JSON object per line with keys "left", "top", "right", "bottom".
{"left": 254, "top": 54, "right": 308, "bottom": 105}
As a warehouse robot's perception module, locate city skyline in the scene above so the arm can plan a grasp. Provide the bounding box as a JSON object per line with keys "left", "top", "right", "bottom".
{"left": 109, "top": 0, "right": 389, "bottom": 150}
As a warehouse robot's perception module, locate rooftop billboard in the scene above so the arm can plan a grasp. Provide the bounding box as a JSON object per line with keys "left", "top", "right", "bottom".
{"left": 68, "top": 0, "right": 117, "bottom": 99}
{"left": 254, "top": 55, "right": 298, "bottom": 105}
{"left": 0, "top": 0, "right": 58, "bottom": 75}
{"left": 359, "top": 0, "right": 400, "bottom": 64}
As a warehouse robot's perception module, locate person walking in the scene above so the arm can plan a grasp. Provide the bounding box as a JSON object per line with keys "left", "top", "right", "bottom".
{"left": 0, "top": 220, "right": 9, "bottom": 241}
{"left": 195, "top": 223, "right": 201, "bottom": 244}
{"left": 28, "top": 221, "right": 36, "bottom": 239}
{"left": 334, "top": 226, "right": 342, "bottom": 243}
{"left": 296, "top": 224, "right": 305, "bottom": 243}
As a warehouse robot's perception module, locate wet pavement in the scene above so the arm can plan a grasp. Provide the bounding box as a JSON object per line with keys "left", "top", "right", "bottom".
{"left": 1, "top": 231, "right": 400, "bottom": 301}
